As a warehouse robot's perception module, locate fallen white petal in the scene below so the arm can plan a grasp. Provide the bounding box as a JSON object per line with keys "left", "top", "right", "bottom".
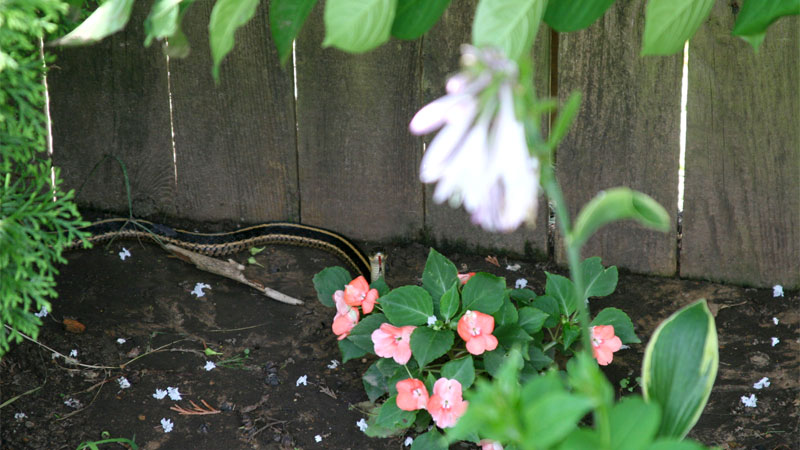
{"left": 117, "top": 377, "right": 131, "bottom": 389}
{"left": 296, "top": 375, "right": 308, "bottom": 386}
{"left": 515, "top": 278, "right": 528, "bottom": 289}
{"left": 69, "top": 349, "right": 78, "bottom": 358}
{"left": 119, "top": 248, "right": 131, "bottom": 261}
{"left": 741, "top": 394, "right": 757, "bottom": 408}
{"left": 404, "top": 436, "right": 414, "bottom": 446}
{"left": 167, "top": 386, "right": 182, "bottom": 401}
{"left": 153, "top": 389, "right": 168, "bottom": 400}
{"left": 204, "top": 361, "right": 216, "bottom": 371}
{"left": 506, "top": 263, "right": 521, "bottom": 271}
{"left": 35, "top": 307, "right": 48, "bottom": 318}
{"left": 116, "top": 338, "right": 127, "bottom": 344}
{"left": 772, "top": 317, "right": 779, "bottom": 325}
{"left": 14, "top": 412, "right": 27, "bottom": 420}
{"left": 315, "top": 435, "right": 322, "bottom": 443}
{"left": 356, "top": 418, "right": 368, "bottom": 432}
{"left": 427, "top": 315, "right": 437, "bottom": 326}
{"left": 191, "top": 282, "right": 211, "bottom": 297}
{"left": 327, "top": 360, "right": 339, "bottom": 369}
{"left": 161, "top": 417, "right": 174, "bottom": 433}
{"left": 771, "top": 337, "right": 780, "bottom": 347}
{"left": 772, "top": 285, "right": 783, "bottom": 297}
{"left": 753, "top": 377, "right": 770, "bottom": 389}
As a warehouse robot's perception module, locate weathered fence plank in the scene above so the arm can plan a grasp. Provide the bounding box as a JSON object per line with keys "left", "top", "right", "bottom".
{"left": 682, "top": 4, "right": 800, "bottom": 288}
{"left": 555, "top": 1, "right": 682, "bottom": 275}
{"left": 421, "top": 1, "right": 550, "bottom": 256}
{"left": 168, "top": 1, "right": 299, "bottom": 224}
{"left": 294, "top": 3, "right": 424, "bottom": 240}
{"left": 50, "top": 0, "right": 175, "bottom": 218}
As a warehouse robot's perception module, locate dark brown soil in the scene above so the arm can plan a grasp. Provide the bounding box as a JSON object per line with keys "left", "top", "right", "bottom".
{"left": 1, "top": 241, "right": 798, "bottom": 449}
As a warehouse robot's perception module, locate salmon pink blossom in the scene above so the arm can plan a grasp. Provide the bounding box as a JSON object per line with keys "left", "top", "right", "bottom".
{"left": 395, "top": 378, "right": 429, "bottom": 411}
{"left": 457, "top": 310, "right": 498, "bottom": 355}
{"left": 479, "top": 440, "right": 504, "bottom": 450}
{"left": 590, "top": 325, "right": 622, "bottom": 366}
{"left": 457, "top": 272, "right": 476, "bottom": 284}
{"left": 343, "top": 276, "right": 379, "bottom": 314}
{"left": 427, "top": 378, "right": 468, "bottom": 428}
{"left": 371, "top": 323, "right": 416, "bottom": 364}
{"left": 332, "top": 290, "right": 359, "bottom": 340}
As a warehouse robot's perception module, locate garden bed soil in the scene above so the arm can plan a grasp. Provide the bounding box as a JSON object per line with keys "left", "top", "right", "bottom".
{"left": 1, "top": 240, "right": 797, "bottom": 449}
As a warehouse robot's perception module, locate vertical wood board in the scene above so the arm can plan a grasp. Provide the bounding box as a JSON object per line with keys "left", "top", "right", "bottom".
{"left": 421, "top": 1, "right": 550, "bottom": 256}
{"left": 682, "top": 4, "right": 799, "bottom": 288}
{"left": 49, "top": 0, "right": 175, "bottom": 218}
{"left": 168, "top": 0, "right": 299, "bottom": 225}
{"left": 294, "top": 3, "right": 424, "bottom": 240}
{"left": 555, "top": 1, "right": 682, "bottom": 275}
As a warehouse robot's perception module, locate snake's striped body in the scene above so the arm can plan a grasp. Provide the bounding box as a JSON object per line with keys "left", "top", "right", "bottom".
{"left": 70, "top": 218, "right": 374, "bottom": 281}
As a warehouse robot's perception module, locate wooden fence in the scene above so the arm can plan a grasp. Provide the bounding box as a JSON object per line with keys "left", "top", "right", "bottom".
{"left": 48, "top": 1, "right": 799, "bottom": 289}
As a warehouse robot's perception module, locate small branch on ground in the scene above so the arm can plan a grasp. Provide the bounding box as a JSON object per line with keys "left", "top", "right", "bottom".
{"left": 170, "top": 399, "right": 221, "bottom": 415}
{"left": 165, "top": 244, "right": 303, "bottom": 305}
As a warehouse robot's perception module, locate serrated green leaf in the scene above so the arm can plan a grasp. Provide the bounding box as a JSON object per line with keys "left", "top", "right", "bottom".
{"left": 363, "top": 357, "right": 399, "bottom": 402}
{"left": 52, "top": 0, "right": 135, "bottom": 46}
{"left": 371, "top": 276, "right": 391, "bottom": 296}
{"left": 439, "top": 283, "right": 460, "bottom": 321}
{"left": 269, "top": 0, "right": 317, "bottom": 66}
{"left": 543, "top": 0, "right": 615, "bottom": 32}
{"left": 562, "top": 322, "right": 581, "bottom": 350}
{"left": 592, "top": 307, "right": 640, "bottom": 344}
{"left": 509, "top": 288, "right": 537, "bottom": 305}
{"left": 381, "top": 286, "right": 434, "bottom": 326}
{"left": 472, "top": 0, "right": 546, "bottom": 62}
{"left": 732, "top": 0, "right": 800, "bottom": 36}
{"left": 323, "top": 0, "right": 397, "bottom": 53}
{"left": 609, "top": 396, "right": 661, "bottom": 450}
{"left": 532, "top": 295, "right": 559, "bottom": 328}
{"left": 527, "top": 345, "right": 553, "bottom": 371}
{"left": 338, "top": 337, "right": 367, "bottom": 363}
{"left": 392, "top": 0, "right": 450, "bottom": 40}
{"left": 545, "top": 272, "right": 578, "bottom": 316}
{"left": 462, "top": 272, "right": 505, "bottom": 314}
{"left": 411, "top": 429, "right": 448, "bottom": 450}
{"left": 570, "top": 188, "right": 670, "bottom": 250}
{"left": 410, "top": 327, "right": 454, "bottom": 368}
{"left": 482, "top": 348, "right": 512, "bottom": 377}
{"left": 581, "top": 256, "right": 618, "bottom": 298}
{"left": 422, "top": 248, "right": 459, "bottom": 304}
{"left": 521, "top": 392, "right": 594, "bottom": 447}
{"left": 642, "top": 300, "right": 718, "bottom": 439}
{"left": 347, "top": 313, "right": 387, "bottom": 352}
{"left": 518, "top": 306, "right": 548, "bottom": 335}
{"left": 209, "top": 0, "right": 260, "bottom": 82}
{"left": 313, "top": 266, "right": 351, "bottom": 307}
{"left": 642, "top": 0, "right": 714, "bottom": 55}
{"left": 492, "top": 294, "right": 518, "bottom": 327}
{"left": 376, "top": 396, "right": 417, "bottom": 429}
{"left": 441, "top": 356, "right": 475, "bottom": 389}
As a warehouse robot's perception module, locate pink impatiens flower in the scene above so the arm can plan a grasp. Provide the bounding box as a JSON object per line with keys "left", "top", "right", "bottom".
{"left": 332, "top": 290, "right": 359, "bottom": 340}
{"left": 479, "top": 440, "right": 504, "bottom": 450}
{"left": 371, "top": 323, "right": 416, "bottom": 364}
{"left": 427, "top": 378, "right": 468, "bottom": 428}
{"left": 457, "top": 310, "right": 499, "bottom": 355}
{"left": 395, "top": 378, "right": 429, "bottom": 411}
{"left": 457, "top": 272, "right": 476, "bottom": 284}
{"left": 343, "top": 276, "right": 379, "bottom": 314}
{"left": 591, "top": 325, "right": 622, "bottom": 366}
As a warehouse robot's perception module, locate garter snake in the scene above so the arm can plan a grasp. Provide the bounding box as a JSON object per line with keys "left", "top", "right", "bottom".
{"left": 69, "top": 218, "right": 383, "bottom": 282}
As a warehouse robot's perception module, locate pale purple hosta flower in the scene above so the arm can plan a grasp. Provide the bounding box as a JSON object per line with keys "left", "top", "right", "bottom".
{"left": 410, "top": 45, "right": 539, "bottom": 233}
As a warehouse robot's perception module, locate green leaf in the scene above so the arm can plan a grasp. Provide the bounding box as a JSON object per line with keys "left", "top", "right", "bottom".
{"left": 410, "top": 327, "right": 454, "bottom": 368}
{"left": 209, "top": 0, "right": 260, "bottom": 82}
{"left": 646, "top": 439, "right": 709, "bottom": 450}
{"left": 545, "top": 272, "right": 578, "bottom": 316}
{"left": 592, "top": 307, "right": 640, "bottom": 344}
{"left": 392, "top": 0, "right": 451, "bottom": 40}
{"left": 561, "top": 322, "right": 581, "bottom": 350}
{"left": 532, "top": 295, "right": 559, "bottom": 328}
{"left": 312, "top": 266, "right": 351, "bottom": 307}
{"left": 543, "top": 0, "right": 615, "bottom": 32}
{"left": 737, "top": 31, "right": 767, "bottom": 51}
{"left": 527, "top": 345, "right": 553, "bottom": 371}
{"left": 381, "top": 286, "right": 434, "bottom": 326}
{"left": 509, "top": 288, "right": 536, "bottom": 305}
{"left": 371, "top": 276, "right": 391, "bottom": 296}
{"left": 518, "top": 306, "right": 549, "bottom": 335}
{"left": 521, "top": 392, "right": 594, "bottom": 447}
{"left": 323, "top": 0, "right": 397, "bottom": 53}
{"left": 269, "top": 0, "right": 317, "bottom": 66}
{"left": 441, "top": 356, "right": 475, "bottom": 389}
{"left": 558, "top": 429, "right": 603, "bottom": 449}
{"left": 570, "top": 188, "right": 670, "bottom": 250}
{"left": 494, "top": 324, "right": 532, "bottom": 349}
{"left": 732, "top": 0, "right": 800, "bottom": 36}
{"left": 547, "top": 91, "right": 581, "bottom": 150}
{"left": 642, "top": 300, "right": 718, "bottom": 439}
{"left": 410, "top": 429, "right": 447, "bottom": 450}
{"left": 482, "top": 348, "right": 513, "bottom": 377}
{"left": 375, "top": 396, "right": 417, "bottom": 429}
{"left": 338, "top": 337, "right": 367, "bottom": 363}
{"left": 642, "top": 0, "right": 714, "bottom": 55}
{"left": 362, "top": 357, "right": 399, "bottom": 402}
{"left": 347, "top": 313, "right": 387, "bottom": 352}
{"left": 144, "top": 0, "right": 195, "bottom": 47}
{"left": 439, "top": 283, "right": 460, "bottom": 321}
{"left": 472, "top": 0, "right": 546, "bottom": 62}
{"left": 462, "top": 272, "right": 506, "bottom": 314}
{"left": 609, "top": 396, "right": 661, "bottom": 450}
{"left": 52, "top": 0, "right": 135, "bottom": 46}
{"left": 492, "top": 294, "right": 518, "bottom": 327}
{"left": 580, "top": 256, "right": 618, "bottom": 298}
{"left": 566, "top": 352, "right": 614, "bottom": 407}
{"left": 422, "top": 248, "right": 459, "bottom": 304}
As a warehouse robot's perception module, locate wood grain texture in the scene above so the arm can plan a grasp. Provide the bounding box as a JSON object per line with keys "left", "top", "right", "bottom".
{"left": 555, "top": 1, "right": 682, "bottom": 275}
{"left": 421, "top": 1, "right": 550, "bottom": 255}
{"left": 168, "top": 0, "right": 298, "bottom": 224}
{"left": 294, "top": 2, "right": 424, "bottom": 240}
{"left": 682, "top": 4, "right": 799, "bottom": 288}
{"left": 49, "top": 0, "right": 175, "bottom": 218}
